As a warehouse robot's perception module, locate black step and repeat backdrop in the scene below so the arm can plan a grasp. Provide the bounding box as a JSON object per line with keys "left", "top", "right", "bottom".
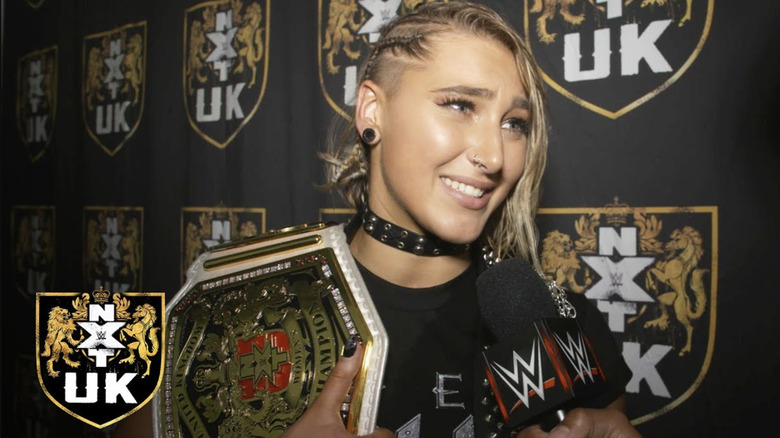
{"left": 2, "top": 1, "right": 778, "bottom": 437}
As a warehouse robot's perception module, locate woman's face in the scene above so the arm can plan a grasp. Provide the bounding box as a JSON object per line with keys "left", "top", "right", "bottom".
{"left": 365, "top": 33, "right": 529, "bottom": 244}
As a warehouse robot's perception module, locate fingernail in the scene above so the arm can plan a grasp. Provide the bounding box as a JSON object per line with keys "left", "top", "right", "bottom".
{"left": 342, "top": 334, "right": 362, "bottom": 357}
{"left": 548, "top": 424, "right": 571, "bottom": 438}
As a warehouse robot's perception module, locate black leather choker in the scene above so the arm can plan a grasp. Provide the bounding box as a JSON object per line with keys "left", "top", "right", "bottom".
{"left": 360, "top": 207, "right": 469, "bottom": 256}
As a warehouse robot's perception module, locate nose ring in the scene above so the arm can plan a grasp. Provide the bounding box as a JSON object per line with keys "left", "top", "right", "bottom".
{"left": 471, "top": 154, "right": 485, "bottom": 168}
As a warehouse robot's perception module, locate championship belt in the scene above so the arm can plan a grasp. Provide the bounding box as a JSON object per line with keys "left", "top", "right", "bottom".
{"left": 153, "top": 222, "right": 388, "bottom": 437}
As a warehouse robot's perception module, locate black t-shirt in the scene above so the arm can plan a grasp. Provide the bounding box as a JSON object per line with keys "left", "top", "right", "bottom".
{"left": 356, "top": 259, "right": 631, "bottom": 437}
{"left": 357, "top": 261, "right": 481, "bottom": 436}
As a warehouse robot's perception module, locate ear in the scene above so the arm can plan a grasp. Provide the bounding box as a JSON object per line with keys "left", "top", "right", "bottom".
{"left": 355, "top": 80, "right": 384, "bottom": 137}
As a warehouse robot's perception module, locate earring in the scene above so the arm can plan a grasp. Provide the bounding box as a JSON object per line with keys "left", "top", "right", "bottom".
{"left": 361, "top": 128, "right": 377, "bottom": 144}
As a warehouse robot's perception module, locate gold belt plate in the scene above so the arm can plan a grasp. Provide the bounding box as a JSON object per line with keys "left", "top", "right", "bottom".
{"left": 155, "top": 222, "right": 388, "bottom": 437}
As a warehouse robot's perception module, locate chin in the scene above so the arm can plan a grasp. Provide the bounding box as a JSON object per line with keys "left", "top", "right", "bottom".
{"left": 431, "top": 221, "right": 483, "bottom": 245}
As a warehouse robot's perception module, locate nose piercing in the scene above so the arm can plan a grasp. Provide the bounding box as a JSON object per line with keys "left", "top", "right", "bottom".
{"left": 471, "top": 154, "right": 485, "bottom": 168}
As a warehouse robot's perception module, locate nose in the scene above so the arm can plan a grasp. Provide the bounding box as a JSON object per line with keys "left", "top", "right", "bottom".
{"left": 468, "top": 123, "right": 504, "bottom": 174}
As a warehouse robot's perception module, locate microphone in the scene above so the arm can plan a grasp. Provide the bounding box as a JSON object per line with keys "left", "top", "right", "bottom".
{"left": 474, "top": 258, "right": 607, "bottom": 436}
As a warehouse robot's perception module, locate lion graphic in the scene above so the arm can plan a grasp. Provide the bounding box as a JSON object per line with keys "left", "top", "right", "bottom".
{"left": 322, "top": 0, "right": 362, "bottom": 74}
{"left": 640, "top": 0, "right": 693, "bottom": 27}
{"left": 540, "top": 230, "right": 592, "bottom": 293}
{"left": 644, "top": 226, "right": 708, "bottom": 356}
{"left": 119, "top": 303, "right": 160, "bottom": 378}
{"left": 530, "top": 0, "right": 598, "bottom": 44}
{"left": 186, "top": 18, "right": 211, "bottom": 96}
{"left": 234, "top": 1, "right": 265, "bottom": 88}
{"left": 85, "top": 44, "right": 106, "bottom": 111}
{"left": 122, "top": 33, "right": 144, "bottom": 105}
{"left": 40, "top": 307, "right": 84, "bottom": 378}
{"left": 531, "top": 0, "right": 693, "bottom": 44}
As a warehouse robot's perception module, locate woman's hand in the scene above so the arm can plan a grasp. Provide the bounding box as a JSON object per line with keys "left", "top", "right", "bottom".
{"left": 515, "top": 397, "right": 642, "bottom": 438}
{"left": 280, "top": 339, "right": 393, "bottom": 438}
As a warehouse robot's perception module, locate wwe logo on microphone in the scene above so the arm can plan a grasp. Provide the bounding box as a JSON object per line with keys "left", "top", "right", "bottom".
{"left": 488, "top": 337, "right": 553, "bottom": 409}
{"left": 482, "top": 323, "right": 573, "bottom": 426}
{"left": 481, "top": 318, "right": 606, "bottom": 428}
{"left": 552, "top": 330, "right": 597, "bottom": 384}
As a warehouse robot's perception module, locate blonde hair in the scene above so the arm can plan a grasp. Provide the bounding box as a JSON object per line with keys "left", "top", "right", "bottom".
{"left": 322, "top": 0, "right": 550, "bottom": 267}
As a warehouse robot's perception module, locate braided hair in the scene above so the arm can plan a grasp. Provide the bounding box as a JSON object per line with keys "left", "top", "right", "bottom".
{"left": 321, "top": 0, "right": 550, "bottom": 267}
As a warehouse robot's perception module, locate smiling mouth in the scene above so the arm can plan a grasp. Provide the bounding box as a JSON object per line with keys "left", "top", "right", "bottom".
{"left": 442, "top": 177, "right": 485, "bottom": 198}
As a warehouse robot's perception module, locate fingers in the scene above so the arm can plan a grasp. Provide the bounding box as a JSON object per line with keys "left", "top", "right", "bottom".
{"left": 545, "top": 408, "right": 642, "bottom": 438}
{"left": 310, "top": 335, "right": 364, "bottom": 413}
{"left": 514, "top": 408, "right": 642, "bottom": 438}
{"left": 360, "top": 427, "right": 395, "bottom": 438}
{"left": 514, "top": 424, "right": 547, "bottom": 438}
{"left": 280, "top": 335, "right": 367, "bottom": 438}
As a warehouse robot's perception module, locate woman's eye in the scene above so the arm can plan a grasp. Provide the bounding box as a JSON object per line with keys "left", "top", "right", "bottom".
{"left": 502, "top": 118, "right": 529, "bottom": 135}
{"left": 442, "top": 99, "right": 474, "bottom": 113}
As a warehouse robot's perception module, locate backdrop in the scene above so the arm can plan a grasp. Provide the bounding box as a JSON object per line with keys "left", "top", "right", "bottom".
{"left": 2, "top": 0, "right": 779, "bottom": 437}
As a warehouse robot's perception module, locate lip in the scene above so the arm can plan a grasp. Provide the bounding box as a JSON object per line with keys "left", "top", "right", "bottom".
{"left": 440, "top": 176, "right": 495, "bottom": 210}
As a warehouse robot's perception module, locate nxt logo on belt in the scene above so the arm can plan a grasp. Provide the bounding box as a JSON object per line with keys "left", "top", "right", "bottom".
{"left": 237, "top": 330, "right": 292, "bottom": 397}
{"left": 16, "top": 45, "right": 57, "bottom": 162}
{"left": 536, "top": 199, "right": 717, "bottom": 425}
{"left": 12, "top": 205, "right": 56, "bottom": 302}
{"left": 83, "top": 207, "right": 144, "bottom": 293}
{"left": 82, "top": 22, "right": 147, "bottom": 156}
{"left": 183, "top": 0, "right": 270, "bottom": 149}
{"left": 36, "top": 288, "right": 165, "bottom": 428}
{"left": 181, "top": 206, "right": 265, "bottom": 282}
{"left": 318, "top": 0, "right": 446, "bottom": 119}
{"left": 524, "top": 0, "right": 713, "bottom": 118}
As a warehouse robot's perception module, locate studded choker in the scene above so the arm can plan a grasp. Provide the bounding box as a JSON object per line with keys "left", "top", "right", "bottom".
{"left": 360, "top": 207, "right": 469, "bottom": 256}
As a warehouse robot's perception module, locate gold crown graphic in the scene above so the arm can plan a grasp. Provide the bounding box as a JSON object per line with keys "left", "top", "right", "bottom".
{"left": 604, "top": 196, "right": 631, "bottom": 226}
{"left": 92, "top": 286, "right": 110, "bottom": 304}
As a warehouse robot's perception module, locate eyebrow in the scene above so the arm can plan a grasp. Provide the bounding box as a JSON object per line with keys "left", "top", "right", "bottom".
{"left": 432, "top": 85, "right": 530, "bottom": 110}
{"left": 433, "top": 85, "right": 495, "bottom": 99}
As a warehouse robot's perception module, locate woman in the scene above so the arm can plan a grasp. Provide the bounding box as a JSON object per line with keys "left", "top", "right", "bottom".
{"left": 114, "top": 2, "right": 640, "bottom": 437}
{"left": 284, "top": 2, "right": 641, "bottom": 438}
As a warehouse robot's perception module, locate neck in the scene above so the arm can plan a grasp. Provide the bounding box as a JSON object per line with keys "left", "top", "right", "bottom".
{"left": 349, "top": 228, "right": 471, "bottom": 288}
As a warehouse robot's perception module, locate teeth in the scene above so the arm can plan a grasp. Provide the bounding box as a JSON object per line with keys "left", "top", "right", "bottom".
{"left": 443, "top": 177, "right": 485, "bottom": 198}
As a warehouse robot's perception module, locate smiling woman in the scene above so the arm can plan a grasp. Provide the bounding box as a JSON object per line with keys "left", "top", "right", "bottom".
{"left": 358, "top": 32, "right": 528, "bottom": 248}
{"left": 112, "top": 2, "right": 640, "bottom": 438}
{"left": 288, "top": 2, "right": 641, "bottom": 438}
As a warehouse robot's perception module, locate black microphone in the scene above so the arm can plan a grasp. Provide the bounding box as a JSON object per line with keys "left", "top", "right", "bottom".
{"left": 474, "top": 257, "right": 607, "bottom": 436}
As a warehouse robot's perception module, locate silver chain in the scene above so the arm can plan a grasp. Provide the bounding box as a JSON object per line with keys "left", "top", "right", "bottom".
{"left": 481, "top": 245, "right": 499, "bottom": 268}
{"left": 545, "top": 279, "right": 577, "bottom": 318}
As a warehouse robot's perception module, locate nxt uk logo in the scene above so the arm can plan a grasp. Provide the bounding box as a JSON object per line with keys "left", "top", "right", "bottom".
{"left": 16, "top": 45, "right": 57, "bottom": 162}
{"left": 183, "top": 0, "right": 270, "bottom": 149}
{"left": 84, "top": 207, "right": 144, "bottom": 294}
{"left": 12, "top": 205, "right": 56, "bottom": 302}
{"left": 524, "top": 0, "right": 714, "bottom": 118}
{"left": 36, "top": 289, "right": 165, "bottom": 428}
{"left": 536, "top": 199, "right": 717, "bottom": 424}
{"left": 82, "top": 21, "right": 147, "bottom": 156}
